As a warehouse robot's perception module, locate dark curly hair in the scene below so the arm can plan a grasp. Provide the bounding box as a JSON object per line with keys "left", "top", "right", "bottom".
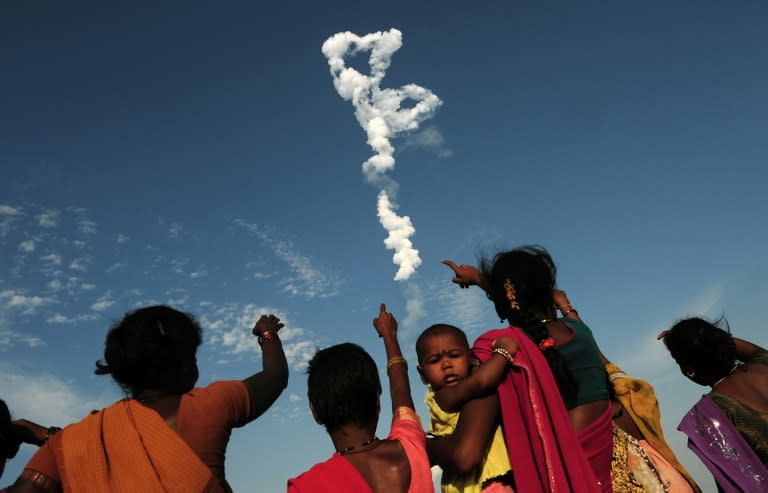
{"left": 662, "top": 317, "right": 736, "bottom": 386}
{"left": 481, "top": 245, "right": 578, "bottom": 404}
{"left": 95, "top": 305, "right": 202, "bottom": 396}
{"left": 307, "top": 343, "right": 382, "bottom": 432}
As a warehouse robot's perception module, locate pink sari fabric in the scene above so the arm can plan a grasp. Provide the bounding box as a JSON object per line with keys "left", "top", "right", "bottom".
{"left": 473, "top": 327, "right": 600, "bottom": 493}
{"left": 576, "top": 403, "right": 613, "bottom": 492}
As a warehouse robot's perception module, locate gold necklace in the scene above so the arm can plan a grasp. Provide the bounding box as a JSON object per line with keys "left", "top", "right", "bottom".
{"left": 711, "top": 364, "right": 738, "bottom": 388}
{"left": 337, "top": 436, "right": 380, "bottom": 455}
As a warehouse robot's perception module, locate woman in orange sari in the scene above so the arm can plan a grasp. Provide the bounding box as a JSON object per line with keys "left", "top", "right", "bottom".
{"left": 9, "top": 305, "right": 289, "bottom": 493}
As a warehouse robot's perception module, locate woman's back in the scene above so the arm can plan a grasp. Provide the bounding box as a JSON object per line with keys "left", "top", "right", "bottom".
{"left": 344, "top": 441, "right": 411, "bottom": 493}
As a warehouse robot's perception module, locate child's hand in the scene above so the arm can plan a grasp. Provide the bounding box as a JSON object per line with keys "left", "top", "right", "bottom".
{"left": 373, "top": 303, "right": 398, "bottom": 339}
{"left": 442, "top": 259, "right": 481, "bottom": 289}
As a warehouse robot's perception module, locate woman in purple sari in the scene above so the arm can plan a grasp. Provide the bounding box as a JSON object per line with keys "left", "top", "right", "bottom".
{"left": 660, "top": 317, "right": 768, "bottom": 492}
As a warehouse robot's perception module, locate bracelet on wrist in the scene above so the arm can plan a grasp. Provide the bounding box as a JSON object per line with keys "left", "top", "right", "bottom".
{"left": 492, "top": 347, "right": 515, "bottom": 365}
{"left": 258, "top": 331, "right": 278, "bottom": 345}
{"left": 386, "top": 356, "right": 408, "bottom": 371}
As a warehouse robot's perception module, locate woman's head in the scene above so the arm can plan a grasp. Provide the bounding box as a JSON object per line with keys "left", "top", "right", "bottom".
{"left": 481, "top": 245, "right": 578, "bottom": 403}
{"left": 662, "top": 317, "right": 737, "bottom": 386}
{"left": 95, "top": 305, "right": 202, "bottom": 396}
{"left": 306, "top": 343, "right": 382, "bottom": 433}
{"left": 480, "top": 245, "right": 557, "bottom": 322}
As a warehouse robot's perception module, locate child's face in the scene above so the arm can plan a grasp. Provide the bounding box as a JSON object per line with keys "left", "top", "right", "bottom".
{"left": 417, "top": 332, "right": 471, "bottom": 390}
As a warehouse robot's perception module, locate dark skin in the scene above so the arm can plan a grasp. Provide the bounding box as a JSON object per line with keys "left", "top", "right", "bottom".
{"left": 442, "top": 260, "right": 609, "bottom": 434}
{"left": 311, "top": 304, "right": 413, "bottom": 493}
{"left": 10, "top": 314, "right": 289, "bottom": 493}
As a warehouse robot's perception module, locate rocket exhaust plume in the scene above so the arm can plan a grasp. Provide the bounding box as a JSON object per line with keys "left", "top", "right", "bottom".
{"left": 322, "top": 28, "right": 442, "bottom": 281}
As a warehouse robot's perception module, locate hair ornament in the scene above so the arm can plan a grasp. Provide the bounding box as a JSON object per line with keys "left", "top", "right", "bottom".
{"left": 538, "top": 337, "right": 555, "bottom": 350}
{"left": 503, "top": 278, "right": 520, "bottom": 311}
{"left": 156, "top": 321, "right": 166, "bottom": 336}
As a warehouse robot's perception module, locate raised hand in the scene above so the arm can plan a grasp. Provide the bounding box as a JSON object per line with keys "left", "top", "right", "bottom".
{"left": 252, "top": 314, "right": 284, "bottom": 337}
{"left": 373, "top": 303, "right": 398, "bottom": 339}
{"left": 442, "top": 259, "right": 482, "bottom": 289}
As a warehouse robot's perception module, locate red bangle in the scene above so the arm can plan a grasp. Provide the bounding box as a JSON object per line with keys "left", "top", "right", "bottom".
{"left": 258, "top": 331, "right": 277, "bottom": 345}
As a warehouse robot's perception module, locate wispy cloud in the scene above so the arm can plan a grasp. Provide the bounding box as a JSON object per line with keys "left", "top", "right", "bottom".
{"left": 401, "top": 126, "right": 453, "bottom": 158}
{"left": 168, "top": 222, "right": 183, "bottom": 239}
{"left": 18, "top": 239, "right": 35, "bottom": 252}
{"left": 0, "top": 367, "right": 114, "bottom": 426}
{"left": 47, "top": 312, "right": 98, "bottom": 324}
{"left": 0, "top": 204, "right": 23, "bottom": 236}
{"left": 36, "top": 209, "right": 60, "bottom": 228}
{"left": 40, "top": 253, "right": 62, "bottom": 266}
{"left": 201, "top": 304, "right": 317, "bottom": 370}
{"left": 116, "top": 234, "right": 129, "bottom": 244}
{"left": 402, "top": 282, "right": 427, "bottom": 332}
{"left": 91, "top": 291, "right": 116, "bottom": 312}
{"left": 69, "top": 256, "right": 90, "bottom": 272}
{"left": 0, "top": 289, "right": 56, "bottom": 315}
{"left": 234, "top": 220, "right": 340, "bottom": 299}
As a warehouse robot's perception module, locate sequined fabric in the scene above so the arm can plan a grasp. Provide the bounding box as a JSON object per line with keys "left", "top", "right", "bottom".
{"left": 679, "top": 396, "right": 768, "bottom": 493}
{"left": 611, "top": 424, "right": 668, "bottom": 493}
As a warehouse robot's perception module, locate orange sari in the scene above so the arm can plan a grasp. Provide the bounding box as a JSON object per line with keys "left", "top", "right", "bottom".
{"left": 57, "top": 399, "right": 223, "bottom": 493}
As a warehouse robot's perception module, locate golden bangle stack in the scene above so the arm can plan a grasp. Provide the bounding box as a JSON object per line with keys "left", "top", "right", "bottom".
{"left": 492, "top": 347, "right": 515, "bottom": 365}
{"left": 387, "top": 356, "right": 408, "bottom": 371}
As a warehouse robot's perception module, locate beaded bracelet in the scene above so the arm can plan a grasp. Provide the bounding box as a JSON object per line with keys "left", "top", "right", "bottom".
{"left": 387, "top": 356, "right": 408, "bottom": 371}
{"left": 258, "top": 331, "right": 278, "bottom": 346}
{"left": 492, "top": 347, "right": 515, "bottom": 365}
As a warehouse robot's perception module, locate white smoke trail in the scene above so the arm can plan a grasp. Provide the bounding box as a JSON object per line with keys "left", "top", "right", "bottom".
{"left": 322, "top": 28, "right": 443, "bottom": 281}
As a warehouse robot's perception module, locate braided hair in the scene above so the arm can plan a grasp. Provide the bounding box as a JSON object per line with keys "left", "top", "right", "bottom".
{"left": 481, "top": 245, "right": 578, "bottom": 404}
{"left": 663, "top": 317, "right": 736, "bottom": 386}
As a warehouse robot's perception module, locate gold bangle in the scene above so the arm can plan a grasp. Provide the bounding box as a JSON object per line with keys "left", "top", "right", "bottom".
{"left": 492, "top": 347, "right": 515, "bottom": 365}
{"left": 387, "top": 356, "right": 408, "bottom": 371}
{"left": 258, "top": 331, "right": 278, "bottom": 345}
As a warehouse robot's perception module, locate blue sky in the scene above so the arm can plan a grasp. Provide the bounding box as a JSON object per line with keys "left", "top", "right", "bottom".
{"left": 2, "top": 2, "right": 767, "bottom": 491}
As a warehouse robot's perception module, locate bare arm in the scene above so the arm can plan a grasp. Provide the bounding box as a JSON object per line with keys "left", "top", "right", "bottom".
{"left": 733, "top": 337, "right": 766, "bottom": 361}
{"left": 373, "top": 304, "right": 415, "bottom": 411}
{"left": 427, "top": 393, "right": 501, "bottom": 474}
{"left": 242, "top": 314, "right": 289, "bottom": 420}
{"left": 434, "top": 336, "right": 518, "bottom": 412}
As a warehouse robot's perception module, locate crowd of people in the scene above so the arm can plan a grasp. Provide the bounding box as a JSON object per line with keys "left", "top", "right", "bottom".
{"left": 1, "top": 245, "right": 765, "bottom": 492}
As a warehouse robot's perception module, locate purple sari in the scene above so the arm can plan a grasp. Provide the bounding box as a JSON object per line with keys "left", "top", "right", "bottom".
{"left": 678, "top": 395, "right": 768, "bottom": 492}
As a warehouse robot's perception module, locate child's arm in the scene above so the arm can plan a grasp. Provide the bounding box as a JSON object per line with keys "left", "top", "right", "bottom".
{"left": 427, "top": 393, "right": 500, "bottom": 474}
{"left": 373, "top": 304, "right": 415, "bottom": 411}
{"left": 733, "top": 337, "right": 766, "bottom": 362}
{"left": 435, "top": 337, "right": 517, "bottom": 412}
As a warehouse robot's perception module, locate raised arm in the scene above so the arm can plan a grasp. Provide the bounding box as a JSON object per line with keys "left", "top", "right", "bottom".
{"left": 733, "top": 337, "right": 766, "bottom": 361}
{"left": 554, "top": 288, "right": 582, "bottom": 322}
{"left": 373, "top": 304, "right": 415, "bottom": 411}
{"left": 442, "top": 259, "right": 490, "bottom": 293}
{"left": 434, "top": 337, "right": 518, "bottom": 413}
{"left": 242, "top": 314, "right": 289, "bottom": 420}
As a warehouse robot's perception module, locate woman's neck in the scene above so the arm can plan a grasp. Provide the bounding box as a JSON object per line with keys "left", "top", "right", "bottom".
{"left": 329, "top": 424, "right": 380, "bottom": 455}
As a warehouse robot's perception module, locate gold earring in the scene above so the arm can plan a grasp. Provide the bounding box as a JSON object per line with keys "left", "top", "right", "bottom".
{"left": 685, "top": 369, "right": 695, "bottom": 378}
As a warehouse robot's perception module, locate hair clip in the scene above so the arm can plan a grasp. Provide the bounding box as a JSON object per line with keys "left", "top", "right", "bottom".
{"left": 503, "top": 278, "right": 520, "bottom": 311}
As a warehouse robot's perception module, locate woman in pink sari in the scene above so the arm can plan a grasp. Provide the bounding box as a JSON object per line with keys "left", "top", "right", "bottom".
{"left": 436, "top": 246, "right": 613, "bottom": 492}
